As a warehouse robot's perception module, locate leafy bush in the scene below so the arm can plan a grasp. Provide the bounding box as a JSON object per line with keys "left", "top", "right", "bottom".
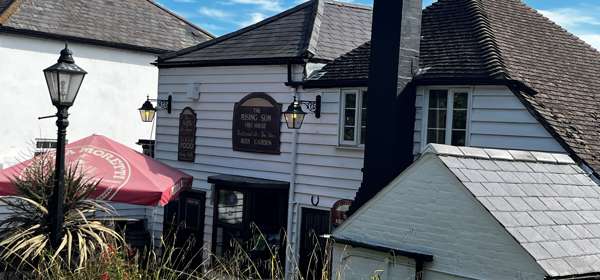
{"left": 0, "top": 154, "right": 122, "bottom": 276}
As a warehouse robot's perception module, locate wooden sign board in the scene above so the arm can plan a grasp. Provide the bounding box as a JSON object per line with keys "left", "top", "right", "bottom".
{"left": 232, "top": 93, "right": 282, "bottom": 154}
{"left": 178, "top": 107, "right": 197, "bottom": 162}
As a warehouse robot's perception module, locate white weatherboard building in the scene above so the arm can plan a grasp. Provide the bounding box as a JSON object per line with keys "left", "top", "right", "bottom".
{"left": 151, "top": 0, "right": 600, "bottom": 278}
{"left": 0, "top": 0, "right": 212, "bottom": 168}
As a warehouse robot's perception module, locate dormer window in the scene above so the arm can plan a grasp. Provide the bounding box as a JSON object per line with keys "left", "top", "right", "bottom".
{"left": 423, "top": 88, "right": 470, "bottom": 147}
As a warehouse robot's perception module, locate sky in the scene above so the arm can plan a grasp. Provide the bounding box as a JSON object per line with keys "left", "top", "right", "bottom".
{"left": 157, "top": 0, "right": 600, "bottom": 50}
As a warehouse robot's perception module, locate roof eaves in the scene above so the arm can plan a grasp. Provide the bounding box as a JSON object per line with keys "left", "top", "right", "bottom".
{"left": 158, "top": 0, "right": 315, "bottom": 62}
{"left": 145, "top": 0, "right": 214, "bottom": 40}
{"left": 328, "top": 235, "right": 434, "bottom": 262}
{"left": 156, "top": 56, "right": 308, "bottom": 68}
{"left": 546, "top": 272, "right": 600, "bottom": 280}
{"left": 0, "top": 26, "right": 172, "bottom": 54}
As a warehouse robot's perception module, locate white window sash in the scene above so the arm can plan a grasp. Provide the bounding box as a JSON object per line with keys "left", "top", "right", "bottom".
{"left": 421, "top": 87, "right": 472, "bottom": 148}
{"left": 339, "top": 89, "right": 366, "bottom": 147}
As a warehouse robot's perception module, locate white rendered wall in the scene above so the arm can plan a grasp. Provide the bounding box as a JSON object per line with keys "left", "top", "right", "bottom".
{"left": 0, "top": 33, "right": 157, "bottom": 168}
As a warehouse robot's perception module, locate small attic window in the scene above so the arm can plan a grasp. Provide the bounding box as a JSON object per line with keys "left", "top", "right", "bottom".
{"left": 339, "top": 89, "right": 367, "bottom": 147}
{"left": 423, "top": 88, "right": 471, "bottom": 147}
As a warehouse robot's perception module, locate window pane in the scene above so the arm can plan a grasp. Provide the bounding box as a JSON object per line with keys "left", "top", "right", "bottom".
{"left": 360, "top": 127, "right": 366, "bottom": 145}
{"left": 454, "top": 92, "right": 468, "bottom": 109}
{"left": 218, "top": 190, "right": 244, "bottom": 225}
{"left": 344, "top": 127, "right": 355, "bottom": 141}
{"left": 429, "top": 90, "right": 448, "bottom": 109}
{"left": 452, "top": 110, "right": 467, "bottom": 129}
{"left": 344, "top": 109, "right": 355, "bottom": 126}
{"left": 452, "top": 131, "right": 466, "bottom": 146}
{"left": 427, "top": 129, "right": 446, "bottom": 144}
{"left": 345, "top": 93, "right": 356, "bottom": 109}
{"left": 428, "top": 110, "right": 446, "bottom": 128}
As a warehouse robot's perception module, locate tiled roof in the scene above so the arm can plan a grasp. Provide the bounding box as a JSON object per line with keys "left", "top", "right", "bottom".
{"left": 427, "top": 144, "right": 600, "bottom": 277}
{"left": 307, "top": 0, "right": 600, "bottom": 180}
{"left": 0, "top": 0, "right": 213, "bottom": 53}
{"left": 158, "top": 0, "right": 372, "bottom": 66}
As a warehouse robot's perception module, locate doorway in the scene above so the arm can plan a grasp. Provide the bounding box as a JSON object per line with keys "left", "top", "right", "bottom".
{"left": 209, "top": 175, "right": 289, "bottom": 277}
{"left": 163, "top": 190, "right": 206, "bottom": 267}
{"left": 299, "top": 208, "right": 331, "bottom": 280}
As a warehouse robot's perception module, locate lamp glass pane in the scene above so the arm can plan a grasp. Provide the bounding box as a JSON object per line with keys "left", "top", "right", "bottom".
{"left": 44, "top": 70, "right": 59, "bottom": 103}
{"left": 284, "top": 111, "right": 305, "bottom": 129}
{"left": 57, "top": 72, "right": 85, "bottom": 106}
{"left": 139, "top": 109, "right": 156, "bottom": 122}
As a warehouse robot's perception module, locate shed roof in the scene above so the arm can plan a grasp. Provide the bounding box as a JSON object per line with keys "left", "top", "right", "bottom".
{"left": 157, "top": 0, "right": 372, "bottom": 67}
{"left": 430, "top": 144, "right": 600, "bottom": 277}
{"left": 0, "top": 0, "right": 213, "bottom": 53}
{"left": 306, "top": 0, "right": 600, "bottom": 183}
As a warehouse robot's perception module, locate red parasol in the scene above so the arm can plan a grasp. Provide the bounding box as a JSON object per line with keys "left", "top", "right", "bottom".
{"left": 0, "top": 135, "right": 192, "bottom": 206}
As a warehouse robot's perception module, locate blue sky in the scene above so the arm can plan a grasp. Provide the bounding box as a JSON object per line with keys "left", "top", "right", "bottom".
{"left": 158, "top": 0, "right": 600, "bottom": 50}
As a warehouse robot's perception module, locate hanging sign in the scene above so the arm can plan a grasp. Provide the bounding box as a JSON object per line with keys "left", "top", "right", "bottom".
{"left": 331, "top": 199, "right": 353, "bottom": 229}
{"left": 232, "top": 92, "right": 282, "bottom": 154}
{"left": 178, "top": 107, "right": 197, "bottom": 162}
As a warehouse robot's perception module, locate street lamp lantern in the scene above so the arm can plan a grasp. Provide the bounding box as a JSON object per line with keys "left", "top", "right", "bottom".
{"left": 283, "top": 97, "right": 307, "bottom": 129}
{"left": 137, "top": 95, "right": 172, "bottom": 123}
{"left": 282, "top": 95, "right": 321, "bottom": 129}
{"left": 138, "top": 97, "right": 157, "bottom": 123}
{"left": 43, "top": 45, "right": 87, "bottom": 107}
{"left": 43, "top": 44, "right": 86, "bottom": 250}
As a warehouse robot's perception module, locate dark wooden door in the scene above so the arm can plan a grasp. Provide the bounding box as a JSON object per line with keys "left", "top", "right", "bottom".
{"left": 299, "top": 208, "right": 331, "bottom": 280}
{"left": 164, "top": 191, "right": 206, "bottom": 267}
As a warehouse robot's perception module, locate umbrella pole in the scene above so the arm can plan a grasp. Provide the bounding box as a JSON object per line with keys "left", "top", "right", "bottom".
{"left": 48, "top": 107, "right": 68, "bottom": 250}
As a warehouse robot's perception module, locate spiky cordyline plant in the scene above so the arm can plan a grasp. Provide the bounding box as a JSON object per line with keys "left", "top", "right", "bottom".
{"left": 0, "top": 153, "right": 123, "bottom": 273}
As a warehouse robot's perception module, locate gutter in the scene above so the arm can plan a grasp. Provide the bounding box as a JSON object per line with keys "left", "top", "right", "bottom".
{"left": 155, "top": 57, "right": 309, "bottom": 68}
{"left": 546, "top": 273, "right": 600, "bottom": 280}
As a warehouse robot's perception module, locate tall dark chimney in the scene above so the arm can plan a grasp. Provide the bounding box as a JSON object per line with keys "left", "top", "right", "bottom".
{"left": 350, "top": 0, "right": 422, "bottom": 214}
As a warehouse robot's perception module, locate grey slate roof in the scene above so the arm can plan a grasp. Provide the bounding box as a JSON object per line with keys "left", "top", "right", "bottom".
{"left": 427, "top": 144, "right": 600, "bottom": 277}
{"left": 0, "top": 0, "right": 213, "bottom": 53}
{"left": 306, "top": 0, "right": 600, "bottom": 187}
{"left": 158, "top": 0, "right": 372, "bottom": 66}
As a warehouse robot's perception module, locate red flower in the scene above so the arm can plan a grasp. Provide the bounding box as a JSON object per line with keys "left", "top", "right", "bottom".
{"left": 100, "top": 272, "right": 110, "bottom": 280}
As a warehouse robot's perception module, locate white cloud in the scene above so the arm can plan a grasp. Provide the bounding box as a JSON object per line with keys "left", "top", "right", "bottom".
{"left": 198, "top": 7, "right": 232, "bottom": 19}
{"left": 238, "top": 12, "right": 266, "bottom": 27}
{"left": 226, "top": 0, "right": 284, "bottom": 12}
{"left": 579, "top": 34, "right": 600, "bottom": 51}
{"left": 539, "top": 8, "right": 600, "bottom": 29}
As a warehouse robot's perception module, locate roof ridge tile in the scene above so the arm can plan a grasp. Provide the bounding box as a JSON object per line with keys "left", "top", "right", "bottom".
{"left": 425, "top": 144, "right": 576, "bottom": 165}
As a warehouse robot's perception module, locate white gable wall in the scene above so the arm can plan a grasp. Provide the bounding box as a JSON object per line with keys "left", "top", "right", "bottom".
{"left": 0, "top": 33, "right": 157, "bottom": 167}
{"left": 332, "top": 154, "right": 546, "bottom": 279}
{"left": 0, "top": 33, "right": 159, "bottom": 236}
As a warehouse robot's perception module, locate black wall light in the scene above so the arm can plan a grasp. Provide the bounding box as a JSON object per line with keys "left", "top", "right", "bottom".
{"left": 283, "top": 95, "right": 321, "bottom": 129}
{"left": 138, "top": 95, "right": 172, "bottom": 122}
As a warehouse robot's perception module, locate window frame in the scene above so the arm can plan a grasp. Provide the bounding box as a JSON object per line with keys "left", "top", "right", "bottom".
{"left": 421, "top": 87, "right": 473, "bottom": 149}
{"left": 338, "top": 88, "right": 367, "bottom": 147}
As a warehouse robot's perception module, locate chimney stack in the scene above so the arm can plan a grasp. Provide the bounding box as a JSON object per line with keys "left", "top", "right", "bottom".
{"left": 350, "top": 0, "right": 422, "bottom": 214}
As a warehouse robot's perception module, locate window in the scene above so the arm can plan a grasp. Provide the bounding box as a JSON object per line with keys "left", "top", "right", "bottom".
{"left": 424, "top": 89, "right": 470, "bottom": 146}
{"left": 340, "top": 90, "right": 367, "bottom": 146}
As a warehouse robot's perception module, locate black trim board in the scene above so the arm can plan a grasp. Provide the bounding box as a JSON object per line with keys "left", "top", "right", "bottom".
{"left": 156, "top": 57, "right": 308, "bottom": 68}
{"left": 207, "top": 174, "right": 289, "bottom": 190}
{"left": 329, "top": 236, "right": 433, "bottom": 262}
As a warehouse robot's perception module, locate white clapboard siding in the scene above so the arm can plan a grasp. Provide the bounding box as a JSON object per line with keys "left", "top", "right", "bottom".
{"left": 415, "top": 85, "right": 565, "bottom": 154}
{"left": 155, "top": 65, "right": 367, "bottom": 257}
{"left": 154, "top": 64, "right": 566, "bottom": 264}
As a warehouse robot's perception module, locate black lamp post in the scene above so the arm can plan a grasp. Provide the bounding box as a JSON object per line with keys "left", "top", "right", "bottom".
{"left": 282, "top": 95, "right": 321, "bottom": 129}
{"left": 43, "top": 44, "right": 87, "bottom": 249}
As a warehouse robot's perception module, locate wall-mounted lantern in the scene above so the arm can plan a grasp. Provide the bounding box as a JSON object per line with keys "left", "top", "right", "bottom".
{"left": 138, "top": 95, "right": 172, "bottom": 122}
{"left": 283, "top": 95, "right": 321, "bottom": 129}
